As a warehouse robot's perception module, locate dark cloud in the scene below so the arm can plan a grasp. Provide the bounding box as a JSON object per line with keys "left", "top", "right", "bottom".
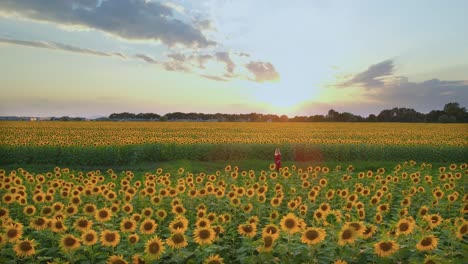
{"left": 338, "top": 59, "right": 394, "bottom": 89}
{"left": 200, "top": 75, "right": 228, "bottom": 82}
{"left": 135, "top": 54, "right": 158, "bottom": 64}
{"left": 0, "top": 37, "right": 122, "bottom": 57}
{"left": 246, "top": 61, "right": 280, "bottom": 82}
{"left": 329, "top": 59, "right": 468, "bottom": 115}
{"left": 215, "top": 52, "right": 235, "bottom": 74}
{"left": 163, "top": 61, "right": 190, "bottom": 72}
{"left": 0, "top": 0, "right": 215, "bottom": 47}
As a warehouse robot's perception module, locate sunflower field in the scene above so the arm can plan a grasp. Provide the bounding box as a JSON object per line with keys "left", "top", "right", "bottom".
{"left": 1, "top": 122, "right": 467, "bottom": 165}
{"left": 0, "top": 161, "right": 466, "bottom": 263}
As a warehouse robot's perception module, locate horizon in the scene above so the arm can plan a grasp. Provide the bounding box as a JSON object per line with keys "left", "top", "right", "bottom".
{"left": 1, "top": 1, "right": 467, "bottom": 118}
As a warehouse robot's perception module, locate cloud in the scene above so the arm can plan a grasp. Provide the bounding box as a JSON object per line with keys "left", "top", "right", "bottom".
{"left": 246, "top": 61, "right": 280, "bottom": 82}
{"left": 327, "top": 60, "right": 468, "bottom": 115}
{"left": 200, "top": 75, "right": 228, "bottom": 82}
{"left": 0, "top": 0, "right": 215, "bottom": 47}
{"left": 215, "top": 52, "right": 235, "bottom": 74}
{"left": 337, "top": 59, "right": 395, "bottom": 89}
{"left": 0, "top": 37, "right": 122, "bottom": 57}
{"left": 135, "top": 54, "right": 159, "bottom": 64}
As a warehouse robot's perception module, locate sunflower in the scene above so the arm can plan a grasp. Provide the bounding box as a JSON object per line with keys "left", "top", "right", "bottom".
{"left": 83, "top": 203, "right": 97, "bottom": 216}
{"left": 193, "top": 227, "right": 216, "bottom": 245}
{"left": 145, "top": 236, "right": 165, "bottom": 260}
{"left": 122, "top": 203, "right": 134, "bottom": 214}
{"left": 262, "top": 224, "right": 280, "bottom": 240}
{"left": 107, "top": 255, "right": 128, "bottom": 264}
{"left": 74, "top": 217, "right": 93, "bottom": 232}
{"left": 60, "top": 234, "right": 81, "bottom": 252}
{"left": 377, "top": 203, "right": 390, "bottom": 213}
{"left": 301, "top": 227, "right": 326, "bottom": 245}
{"left": 280, "top": 213, "right": 301, "bottom": 234}
{"left": 0, "top": 207, "right": 9, "bottom": 220}
{"left": 13, "top": 238, "right": 36, "bottom": 258}
{"left": 100, "top": 230, "right": 121, "bottom": 247}
{"left": 50, "top": 218, "right": 67, "bottom": 233}
{"left": 141, "top": 208, "right": 153, "bottom": 218}
{"left": 395, "top": 217, "right": 415, "bottom": 236}
{"left": 419, "top": 206, "right": 429, "bottom": 217}
{"left": 138, "top": 218, "right": 157, "bottom": 235}
{"left": 344, "top": 222, "right": 365, "bottom": 237}
{"left": 131, "top": 213, "right": 142, "bottom": 223}
{"left": 362, "top": 225, "right": 377, "bottom": 239}
{"left": 416, "top": 235, "right": 438, "bottom": 251}
{"left": 203, "top": 254, "right": 224, "bottom": 264}
{"left": 195, "top": 218, "right": 212, "bottom": 229}
{"left": 156, "top": 209, "right": 167, "bottom": 221}
{"left": 64, "top": 205, "right": 78, "bottom": 216}
{"left": 337, "top": 227, "right": 355, "bottom": 246}
{"left": 22, "top": 205, "right": 36, "bottom": 217}
{"left": 334, "top": 261, "right": 347, "bottom": 264}
{"left": 81, "top": 229, "right": 98, "bottom": 246}
{"left": 169, "top": 216, "right": 189, "bottom": 233}
{"left": 95, "top": 208, "right": 112, "bottom": 223}
{"left": 128, "top": 234, "right": 139, "bottom": 245}
{"left": 374, "top": 240, "right": 399, "bottom": 257}
{"left": 455, "top": 221, "right": 467, "bottom": 240}
{"left": 424, "top": 214, "right": 443, "bottom": 229}
{"left": 29, "top": 217, "right": 48, "bottom": 231}
{"left": 238, "top": 223, "right": 257, "bottom": 238}
{"left": 166, "top": 230, "right": 188, "bottom": 249}
{"left": 40, "top": 206, "right": 53, "bottom": 217}
{"left": 172, "top": 205, "right": 186, "bottom": 215}
{"left": 257, "top": 234, "right": 275, "bottom": 253}
{"left": 120, "top": 218, "right": 137, "bottom": 233}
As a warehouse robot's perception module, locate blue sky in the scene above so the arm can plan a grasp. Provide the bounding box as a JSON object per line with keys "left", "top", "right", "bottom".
{"left": 0, "top": 0, "right": 467, "bottom": 117}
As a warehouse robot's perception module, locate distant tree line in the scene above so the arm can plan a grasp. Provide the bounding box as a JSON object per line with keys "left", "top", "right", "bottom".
{"left": 106, "top": 102, "right": 467, "bottom": 123}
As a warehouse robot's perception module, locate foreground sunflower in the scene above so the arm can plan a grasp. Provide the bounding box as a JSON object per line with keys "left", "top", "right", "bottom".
{"left": 301, "top": 227, "right": 326, "bottom": 245}
{"left": 29, "top": 217, "right": 48, "bottom": 231}
{"left": 74, "top": 217, "right": 93, "bottom": 232}
{"left": 5, "top": 222, "right": 24, "bottom": 243}
{"left": 374, "top": 240, "right": 399, "bottom": 257}
{"left": 395, "top": 217, "right": 415, "bottom": 236}
{"left": 169, "top": 216, "right": 189, "bottom": 233}
{"left": 455, "top": 221, "right": 467, "bottom": 240}
{"left": 338, "top": 227, "right": 355, "bottom": 246}
{"left": 60, "top": 234, "right": 81, "bottom": 252}
{"left": 416, "top": 235, "right": 438, "bottom": 251}
{"left": 81, "top": 229, "right": 98, "bottom": 246}
{"left": 280, "top": 213, "right": 301, "bottom": 234}
{"left": 100, "top": 230, "right": 121, "bottom": 247}
{"left": 262, "top": 224, "right": 280, "bottom": 240}
{"left": 193, "top": 227, "right": 216, "bottom": 245}
{"left": 13, "top": 238, "right": 36, "bottom": 258}
{"left": 204, "top": 254, "right": 224, "bottom": 264}
{"left": 362, "top": 225, "right": 377, "bottom": 239}
{"left": 145, "top": 236, "right": 165, "bottom": 260}
{"left": 166, "top": 229, "right": 188, "bottom": 249}
{"left": 107, "top": 254, "right": 128, "bottom": 264}
{"left": 257, "top": 234, "right": 275, "bottom": 253}
{"left": 95, "top": 208, "right": 112, "bottom": 223}
{"left": 238, "top": 223, "right": 257, "bottom": 238}
{"left": 139, "top": 218, "right": 158, "bottom": 235}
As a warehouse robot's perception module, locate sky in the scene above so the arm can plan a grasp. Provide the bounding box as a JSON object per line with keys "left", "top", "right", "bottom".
{"left": 0, "top": 0, "right": 467, "bottom": 118}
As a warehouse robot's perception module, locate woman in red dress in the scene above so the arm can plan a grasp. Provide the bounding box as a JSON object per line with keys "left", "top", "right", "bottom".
{"left": 274, "top": 148, "right": 281, "bottom": 172}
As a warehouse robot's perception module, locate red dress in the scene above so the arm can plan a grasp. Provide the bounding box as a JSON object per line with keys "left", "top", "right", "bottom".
{"left": 274, "top": 154, "right": 281, "bottom": 171}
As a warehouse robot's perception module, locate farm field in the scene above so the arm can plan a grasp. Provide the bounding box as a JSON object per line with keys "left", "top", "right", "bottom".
{"left": 1, "top": 122, "right": 467, "bottom": 166}
{"left": 0, "top": 121, "right": 467, "bottom": 263}
{"left": 0, "top": 162, "right": 467, "bottom": 263}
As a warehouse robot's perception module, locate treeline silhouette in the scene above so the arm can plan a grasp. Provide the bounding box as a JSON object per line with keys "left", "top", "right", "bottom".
{"left": 107, "top": 102, "right": 467, "bottom": 123}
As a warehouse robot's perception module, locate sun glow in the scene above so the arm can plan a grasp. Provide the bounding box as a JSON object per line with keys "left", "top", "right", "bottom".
{"left": 252, "top": 81, "right": 319, "bottom": 115}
